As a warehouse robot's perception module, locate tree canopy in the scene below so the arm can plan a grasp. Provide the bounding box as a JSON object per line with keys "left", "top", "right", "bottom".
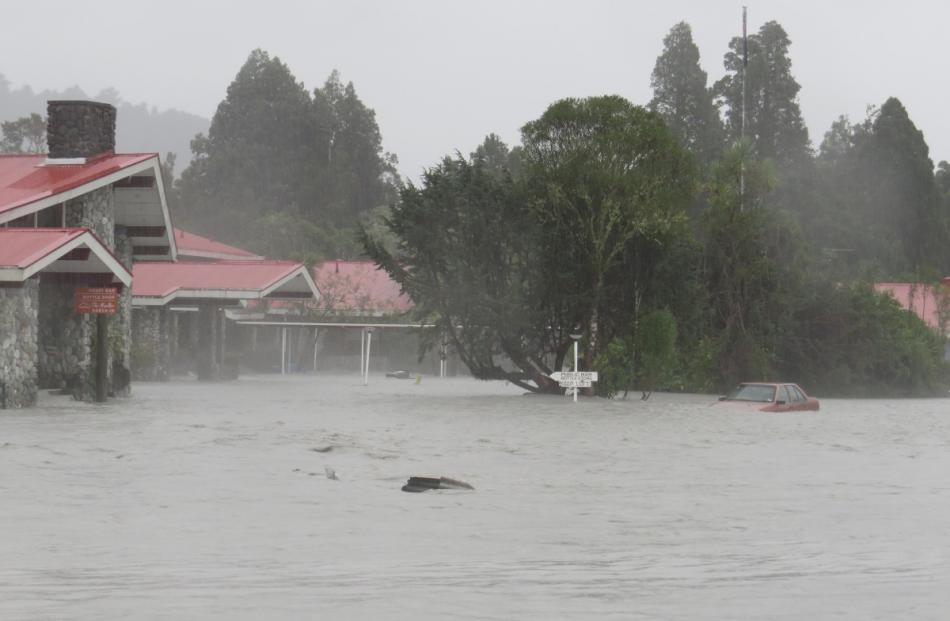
{"left": 649, "top": 21, "right": 723, "bottom": 169}
{"left": 364, "top": 96, "right": 696, "bottom": 393}
{"left": 175, "top": 49, "right": 399, "bottom": 262}
{"left": 715, "top": 21, "right": 811, "bottom": 166}
{"left": 362, "top": 19, "right": 948, "bottom": 398}
{"left": 0, "top": 113, "right": 46, "bottom": 153}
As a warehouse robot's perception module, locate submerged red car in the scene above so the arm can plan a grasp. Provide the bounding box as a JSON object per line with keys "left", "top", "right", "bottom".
{"left": 717, "top": 382, "right": 820, "bottom": 412}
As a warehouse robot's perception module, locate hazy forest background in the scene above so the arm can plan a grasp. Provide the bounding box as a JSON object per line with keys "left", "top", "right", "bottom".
{"left": 3, "top": 20, "right": 949, "bottom": 397}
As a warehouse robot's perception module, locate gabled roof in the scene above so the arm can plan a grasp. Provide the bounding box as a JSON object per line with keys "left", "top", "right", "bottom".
{"left": 174, "top": 228, "right": 262, "bottom": 261}
{"left": 875, "top": 282, "right": 948, "bottom": 332}
{"left": 0, "top": 153, "right": 177, "bottom": 262}
{"left": 1, "top": 153, "right": 153, "bottom": 216}
{"left": 132, "top": 260, "right": 320, "bottom": 306}
{"left": 0, "top": 228, "right": 132, "bottom": 285}
{"left": 312, "top": 260, "right": 412, "bottom": 314}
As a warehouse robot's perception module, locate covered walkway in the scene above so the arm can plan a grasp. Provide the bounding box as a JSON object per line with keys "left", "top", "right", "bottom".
{"left": 131, "top": 261, "right": 319, "bottom": 380}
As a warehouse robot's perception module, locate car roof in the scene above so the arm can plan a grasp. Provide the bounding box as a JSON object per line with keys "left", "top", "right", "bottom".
{"left": 740, "top": 382, "right": 799, "bottom": 388}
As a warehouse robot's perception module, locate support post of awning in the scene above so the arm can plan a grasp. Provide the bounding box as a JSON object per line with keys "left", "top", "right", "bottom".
{"left": 312, "top": 328, "right": 319, "bottom": 373}
{"left": 280, "top": 326, "right": 287, "bottom": 375}
{"left": 360, "top": 327, "right": 366, "bottom": 378}
{"left": 363, "top": 327, "right": 374, "bottom": 386}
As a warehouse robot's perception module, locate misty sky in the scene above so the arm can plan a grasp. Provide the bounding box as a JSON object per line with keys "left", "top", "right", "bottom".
{"left": 2, "top": 0, "right": 947, "bottom": 179}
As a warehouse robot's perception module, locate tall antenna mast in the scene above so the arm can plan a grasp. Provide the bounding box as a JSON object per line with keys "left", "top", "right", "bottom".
{"left": 740, "top": 6, "right": 748, "bottom": 203}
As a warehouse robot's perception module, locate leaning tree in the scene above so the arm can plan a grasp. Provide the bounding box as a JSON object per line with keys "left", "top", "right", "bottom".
{"left": 363, "top": 96, "right": 695, "bottom": 392}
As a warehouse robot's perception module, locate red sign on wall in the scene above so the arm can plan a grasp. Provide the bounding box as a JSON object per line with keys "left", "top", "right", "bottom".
{"left": 74, "top": 287, "right": 118, "bottom": 314}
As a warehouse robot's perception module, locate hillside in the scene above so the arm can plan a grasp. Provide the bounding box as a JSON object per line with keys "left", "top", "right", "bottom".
{"left": 0, "top": 74, "right": 208, "bottom": 177}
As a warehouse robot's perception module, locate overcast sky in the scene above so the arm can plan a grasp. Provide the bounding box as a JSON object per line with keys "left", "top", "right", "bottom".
{"left": 2, "top": 0, "right": 947, "bottom": 179}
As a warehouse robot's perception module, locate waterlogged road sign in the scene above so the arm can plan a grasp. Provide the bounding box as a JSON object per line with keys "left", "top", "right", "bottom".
{"left": 549, "top": 371, "right": 599, "bottom": 388}
{"left": 75, "top": 287, "right": 118, "bottom": 314}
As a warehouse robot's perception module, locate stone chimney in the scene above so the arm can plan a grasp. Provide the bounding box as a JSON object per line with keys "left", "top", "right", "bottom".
{"left": 46, "top": 100, "right": 116, "bottom": 160}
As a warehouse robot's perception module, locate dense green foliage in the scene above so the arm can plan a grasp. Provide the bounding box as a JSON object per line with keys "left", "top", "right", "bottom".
{"left": 811, "top": 99, "right": 949, "bottom": 277}
{"left": 362, "top": 154, "right": 553, "bottom": 392}
{"left": 520, "top": 97, "right": 695, "bottom": 366}
{"left": 597, "top": 309, "right": 679, "bottom": 400}
{"left": 777, "top": 281, "right": 948, "bottom": 396}
{"left": 364, "top": 19, "right": 948, "bottom": 397}
{"left": 715, "top": 21, "right": 811, "bottom": 166}
{"left": 364, "top": 101, "right": 695, "bottom": 392}
{"left": 174, "top": 50, "right": 399, "bottom": 262}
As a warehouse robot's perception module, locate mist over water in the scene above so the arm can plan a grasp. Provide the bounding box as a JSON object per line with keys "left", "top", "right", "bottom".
{"left": 2, "top": 376, "right": 949, "bottom": 619}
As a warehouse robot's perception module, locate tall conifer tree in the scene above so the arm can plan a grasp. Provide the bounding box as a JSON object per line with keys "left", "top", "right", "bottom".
{"left": 715, "top": 21, "right": 810, "bottom": 165}
{"left": 649, "top": 21, "right": 723, "bottom": 169}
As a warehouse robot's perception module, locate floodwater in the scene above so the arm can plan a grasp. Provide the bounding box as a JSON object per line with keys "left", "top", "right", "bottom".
{"left": 2, "top": 375, "right": 949, "bottom": 620}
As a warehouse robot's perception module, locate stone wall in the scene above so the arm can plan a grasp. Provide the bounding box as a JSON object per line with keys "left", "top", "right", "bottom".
{"left": 131, "top": 307, "right": 171, "bottom": 381}
{"left": 37, "top": 278, "right": 95, "bottom": 400}
{"left": 37, "top": 185, "right": 120, "bottom": 402}
{"left": 0, "top": 281, "right": 39, "bottom": 408}
{"left": 111, "top": 228, "right": 133, "bottom": 395}
{"left": 47, "top": 100, "right": 116, "bottom": 159}
{"left": 65, "top": 186, "right": 113, "bottom": 246}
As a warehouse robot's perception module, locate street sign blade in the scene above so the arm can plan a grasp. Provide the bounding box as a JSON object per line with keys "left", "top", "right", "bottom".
{"left": 549, "top": 371, "right": 598, "bottom": 382}
{"left": 557, "top": 379, "right": 593, "bottom": 388}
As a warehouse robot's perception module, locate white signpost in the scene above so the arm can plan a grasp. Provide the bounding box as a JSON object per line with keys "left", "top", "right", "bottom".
{"left": 549, "top": 371, "right": 599, "bottom": 388}
{"left": 551, "top": 332, "right": 598, "bottom": 402}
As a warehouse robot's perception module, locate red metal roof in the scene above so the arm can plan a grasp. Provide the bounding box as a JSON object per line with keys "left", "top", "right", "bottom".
{"left": 174, "top": 228, "right": 262, "bottom": 260}
{"left": 875, "top": 283, "right": 948, "bottom": 332}
{"left": 0, "top": 227, "right": 132, "bottom": 283}
{"left": 132, "top": 260, "right": 312, "bottom": 302}
{"left": 0, "top": 153, "right": 157, "bottom": 215}
{"left": 0, "top": 228, "right": 88, "bottom": 268}
{"left": 312, "top": 260, "right": 412, "bottom": 313}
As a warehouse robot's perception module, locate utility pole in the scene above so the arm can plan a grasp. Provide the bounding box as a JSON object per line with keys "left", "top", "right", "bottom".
{"left": 740, "top": 6, "right": 748, "bottom": 206}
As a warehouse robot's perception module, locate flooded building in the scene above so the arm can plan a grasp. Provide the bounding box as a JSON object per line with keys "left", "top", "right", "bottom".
{"left": 130, "top": 233, "right": 318, "bottom": 380}
{"left": 0, "top": 101, "right": 175, "bottom": 406}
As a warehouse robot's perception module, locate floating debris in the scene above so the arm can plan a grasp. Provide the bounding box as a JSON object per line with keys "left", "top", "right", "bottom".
{"left": 324, "top": 466, "right": 339, "bottom": 480}
{"left": 401, "top": 476, "right": 474, "bottom": 493}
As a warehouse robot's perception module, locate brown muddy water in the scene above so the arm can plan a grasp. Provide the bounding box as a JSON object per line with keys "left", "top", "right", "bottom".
{"left": 2, "top": 375, "right": 949, "bottom": 620}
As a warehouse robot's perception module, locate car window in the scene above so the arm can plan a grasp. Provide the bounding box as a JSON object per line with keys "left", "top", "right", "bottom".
{"left": 726, "top": 384, "right": 776, "bottom": 402}
{"left": 779, "top": 386, "right": 792, "bottom": 403}
{"left": 790, "top": 386, "right": 806, "bottom": 402}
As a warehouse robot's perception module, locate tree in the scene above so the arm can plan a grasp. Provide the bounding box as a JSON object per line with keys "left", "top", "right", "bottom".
{"left": 858, "top": 98, "right": 947, "bottom": 274}
{"left": 0, "top": 113, "right": 46, "bottom": 153}
{"left": 596, "top": 308, "right": 678, "bottom": 400}
{"left": 364, "top": 97, "right": 695, "bottom": 393}
{"left": 634, "top": 309, "right": 678, "bottom": 399}
{"left": 310, "top": 71, "right": 400, "bottom": 225}
{"left": 177, "top": 49, "right": 316, "bottom": 246}
{"left": 362, "top": 156, "right": 558, "bottom": 392}
{"left": 521, "top": 96, "right": 695, "bottom": 367}
{"left": 778, "top": 281, "right": 949, "bottom": 396}
{"left": 814, "top": 99, "right": 947, "bottom": 277}
{"left": 700, "top": 142, "right": 804, "bottom": 387}
{"left": 649, "top": 21, "right": 723, "bottom": 169}
{"left": 176, "top": 51, "right": 399, "bottom": 259}
{"left": 715, "top": 21, "right": 810, "bottom": 166}
{"left": 471, "top": 133, "right": 522, "bottom": 178}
